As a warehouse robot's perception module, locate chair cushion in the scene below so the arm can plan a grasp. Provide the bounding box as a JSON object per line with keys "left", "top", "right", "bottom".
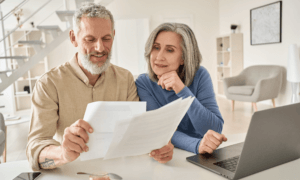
{"left": 228, "top": 86, "right": 255, "bottom": 96}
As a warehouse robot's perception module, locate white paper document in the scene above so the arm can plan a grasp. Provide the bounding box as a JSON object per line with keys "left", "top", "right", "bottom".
{"left": 80, "top": 97, "right": 194, "bottom": 161}
{"left": 104, "top": 96, "right": 195, "bottom": 160}
{"left": 80, "top": 101, "right": 146, "bottom": 161}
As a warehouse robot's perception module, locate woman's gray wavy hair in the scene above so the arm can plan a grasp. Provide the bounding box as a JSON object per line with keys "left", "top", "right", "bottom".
{"left": 145, "top": 23, "right": 202, "bottom": 87}
{"left": 73, "top": 2, "right": 114, "bottom": 35}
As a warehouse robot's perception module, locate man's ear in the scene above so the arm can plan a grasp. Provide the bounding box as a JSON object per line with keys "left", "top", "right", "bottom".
{"left": 69, "top": 30, "right": 78, "bottom": 47}
{"left": 112, "top": 29, "right": 116, "bottom": 40}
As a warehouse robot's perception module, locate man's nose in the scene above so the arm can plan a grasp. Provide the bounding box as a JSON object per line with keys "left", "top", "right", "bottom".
{"left": 95, "top": 39, "right": 105, "bottom": 52}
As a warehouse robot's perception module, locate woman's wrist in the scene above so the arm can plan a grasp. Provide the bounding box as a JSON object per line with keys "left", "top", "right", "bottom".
{"left": 174, "top": 83, "right": 185, "bottom": 94}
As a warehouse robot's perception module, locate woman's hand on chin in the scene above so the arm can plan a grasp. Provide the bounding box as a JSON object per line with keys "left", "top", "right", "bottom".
{"left": 157, "top": 71, "right": 185, "bottom": 94}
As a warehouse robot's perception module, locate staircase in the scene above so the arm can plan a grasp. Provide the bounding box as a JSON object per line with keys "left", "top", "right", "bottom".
{"left": 0, "top": 2, "right": 75, "bottom": 93}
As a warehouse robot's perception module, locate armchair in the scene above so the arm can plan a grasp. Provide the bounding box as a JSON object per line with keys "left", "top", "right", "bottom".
{"left": 223, "top": 65, "right": 284, "bottom": 111}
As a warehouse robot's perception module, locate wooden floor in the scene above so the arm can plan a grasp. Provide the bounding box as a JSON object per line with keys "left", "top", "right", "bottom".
{"left": 217, "top": 96, "right": 273, "bottom": 135}
{"left": 1, "top": 96, "right": 273, "bottom": 163}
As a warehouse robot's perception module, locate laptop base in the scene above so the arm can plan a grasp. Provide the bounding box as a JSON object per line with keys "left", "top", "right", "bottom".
{"left": 186, "top": 142, "right": 244, "bottom": 180}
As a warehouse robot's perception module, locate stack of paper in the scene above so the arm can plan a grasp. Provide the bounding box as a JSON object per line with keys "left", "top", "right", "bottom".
{"left": 80, "top": 97, "right": 194, "bottom": 161}
{"left": 80, "top": 101, "right": 146, "bottom": 161}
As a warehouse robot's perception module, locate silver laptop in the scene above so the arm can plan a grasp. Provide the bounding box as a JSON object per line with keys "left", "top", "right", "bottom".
{"left": 186, "top": 103, "right": 300, "bottom": 180}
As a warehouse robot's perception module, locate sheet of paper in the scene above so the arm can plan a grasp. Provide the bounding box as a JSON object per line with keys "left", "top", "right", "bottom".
{"left": 103, "top": 97, "right": 195, "bottom": 160}
{"left": 80, "top": 101, "right": 146, "bottom": 161}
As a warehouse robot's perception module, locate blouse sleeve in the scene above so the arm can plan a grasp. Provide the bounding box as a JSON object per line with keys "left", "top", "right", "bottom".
{"left": 175, "top": 68, "right": 224, "bottom": 153}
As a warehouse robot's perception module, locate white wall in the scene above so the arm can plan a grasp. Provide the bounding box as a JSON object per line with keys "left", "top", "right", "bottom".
{"left": 107, "top": 0, "right": 220, "bottom": 90}
{"left": 112, "top": 18, "right": 149, "bottom": 75}
{"left": 2, "top": 0, "right": 220, "bottom": 86}
{"left": 46, "top": 35, "right": 77, "bottom": 70}
{"left": 219, "top": 0, "right": 300, "bottom": 106}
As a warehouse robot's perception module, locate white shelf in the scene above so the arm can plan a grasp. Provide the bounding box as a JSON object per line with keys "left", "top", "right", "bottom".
{"left": 17, "top": 77, "right": 40, "bottom": 81}
{"left": 217, "top": 51, "right": 230, "bottom": 53}
{"left": 218, "top": 65, "right": 231, "bottom": 68}
{"left": 14, "top": 94, "right": 31, "bottom": 97}
{"left": 13, "top": 45, "right": 34, "bottom": 49}
{"left": 216, "top": 33, "right": 243, "bottom": 95}
{"left": 7, "top": 29, "right": 48, "bottom": 113}
{"left": 13, "top": 61, "right": 45, "bottom": 65}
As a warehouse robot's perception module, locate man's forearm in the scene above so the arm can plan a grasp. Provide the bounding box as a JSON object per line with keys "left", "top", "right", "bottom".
{"left": 39, "top": 145, "right": 67, "bottom": 169}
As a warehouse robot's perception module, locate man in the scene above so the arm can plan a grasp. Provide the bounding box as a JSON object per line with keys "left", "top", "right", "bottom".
{"left": 26, "top": 3, "right": 225, "bottom": 171}
{"left": 26, "top": 3, "right": 139, "bottom": 170}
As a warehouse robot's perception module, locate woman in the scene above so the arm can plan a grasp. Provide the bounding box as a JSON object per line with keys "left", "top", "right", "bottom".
{"left": 136, "top": 23, "right": 227, "bottom": 163}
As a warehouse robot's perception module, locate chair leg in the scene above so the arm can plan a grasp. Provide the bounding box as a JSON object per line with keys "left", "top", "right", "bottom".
{"left": 231, "top": 100, "right": 235, "bottom": 111}
{"left": 272, "top": 99, "right": 276, "bottom": 108}
{"left": 252, "top": 103, "right": 258, "bottom": 112}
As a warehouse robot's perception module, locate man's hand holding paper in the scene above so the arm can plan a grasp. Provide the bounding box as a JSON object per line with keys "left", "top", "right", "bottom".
{"left": 61, "top": 119, "right": 93, "bottom": 163}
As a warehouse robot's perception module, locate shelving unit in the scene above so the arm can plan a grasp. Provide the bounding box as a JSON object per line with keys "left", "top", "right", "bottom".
{"left": 216, "top": 33, "right": 243, "bottom": 95}
{"left": 7, "top": 29, "right": 49, "bottom": 112}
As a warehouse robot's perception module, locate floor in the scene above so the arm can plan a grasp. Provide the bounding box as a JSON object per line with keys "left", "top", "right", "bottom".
{"left": 1, "top": 96, "right": 274, "bottom": 163}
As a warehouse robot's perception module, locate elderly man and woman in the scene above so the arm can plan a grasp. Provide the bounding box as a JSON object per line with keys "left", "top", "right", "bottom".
{"left": 26, "top": 2, "right": 227, "bottom": 178}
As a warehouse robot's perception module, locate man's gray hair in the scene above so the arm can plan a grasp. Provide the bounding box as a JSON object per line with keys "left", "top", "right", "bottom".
{"left": 73, "top": 2, "right": 115, "bottom": 35}
{"left": 144, "top": 23, "right": 202, "bottom": 87}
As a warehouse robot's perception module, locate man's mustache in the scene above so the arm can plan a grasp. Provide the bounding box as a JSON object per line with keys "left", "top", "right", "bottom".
{"left": 88, "top": 51, "right": 108, "bottom": 56}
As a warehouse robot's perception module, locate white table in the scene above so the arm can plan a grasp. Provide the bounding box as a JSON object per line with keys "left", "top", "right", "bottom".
{"left": 1, "top": 133, "right": 300, "bottom": 180}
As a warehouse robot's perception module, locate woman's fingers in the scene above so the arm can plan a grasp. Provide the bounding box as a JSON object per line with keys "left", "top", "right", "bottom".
{"left": 158, "top": 154, "right": 173, "bottom": 164}
{"left": 158, "top": 74, "right": 175, "bottom": 90}
{"left": 157, "top": 72, "right": 184, "bottom": 93}
{"left": 208, "top": 134, "right": 222, "bottom": 147}
{"left": 151, "top": 150, "right": 173, "bottom": 163}
{"left": 199, "top": 130, "right": 228, "bottom": 154}
{"left": 150, "top": 142, "right": 174, "bottom": 163}
{"left": 157, "top": 76, "right": 166, "bottom": 89}
{"left": 150, "top": 143, "right": 174, "bottom": 157}
{"left": 199, "top": 145, "right": 213, "bottom": 154}
{"left": 164, "top": 82, "right": 173, "bottom": 91}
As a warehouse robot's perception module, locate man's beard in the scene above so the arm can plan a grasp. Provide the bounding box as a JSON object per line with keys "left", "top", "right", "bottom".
{"left": 78, "top": 50, "right": 112, "bottom": 75}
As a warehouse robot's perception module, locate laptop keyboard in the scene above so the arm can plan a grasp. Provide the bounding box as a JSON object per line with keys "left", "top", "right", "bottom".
{"left": 213, "top": 156, "right": 240, "bottom": 172}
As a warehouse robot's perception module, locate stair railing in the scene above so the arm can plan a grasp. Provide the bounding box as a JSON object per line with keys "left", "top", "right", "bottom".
{"left": 0, "top": 0, "right": 53, "bottom": 43}
{"left": 0, "top": 3, "right": 64, "bottom": 57}
{"left": 0, "top": 0, "right": 30, "bottom": 22}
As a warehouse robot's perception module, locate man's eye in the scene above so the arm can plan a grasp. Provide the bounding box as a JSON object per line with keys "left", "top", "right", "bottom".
{"left": 86, "top": 39, "right": 94, "bottom": 42}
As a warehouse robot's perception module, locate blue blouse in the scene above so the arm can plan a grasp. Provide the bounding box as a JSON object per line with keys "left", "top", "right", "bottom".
{"left": 135, "top": 66, "right": 224, "bottom": 154}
